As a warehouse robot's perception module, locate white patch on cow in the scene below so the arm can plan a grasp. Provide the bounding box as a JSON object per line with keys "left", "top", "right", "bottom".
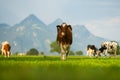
{"left": 61, "top": 54, "right": 66, "bottom": 60}
{"left": 61, "top": 32, "right": 65, "bottom": 36}
{"left": 7, "top": 51, "right": 10, "bottom": 57}
{"left": 2, "top": 41, "right": 9, "bottom": 45}
{"left": 16, "top": 26, "right": 25, "bottom": 32}
{"left": 87, "top": 48, "right": 95, "bottom": 57}
{"left": 62, "top": 23, "right": 67, "bottom": 27}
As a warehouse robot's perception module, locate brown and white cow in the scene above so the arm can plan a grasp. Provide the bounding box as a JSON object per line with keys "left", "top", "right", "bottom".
{"left": 1, "top": 41, "right": 11, "bottom": 57}
{"left": 56, "top": 23, "right": 72, "bottom": 60}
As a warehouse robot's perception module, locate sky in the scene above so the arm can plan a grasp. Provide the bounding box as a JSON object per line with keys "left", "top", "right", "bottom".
{"left": 0, "top": 0, "right": 120, "bottom": 41}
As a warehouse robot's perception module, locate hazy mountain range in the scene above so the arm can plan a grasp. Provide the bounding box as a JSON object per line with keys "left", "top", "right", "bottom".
{"left": 0, "top": 14, "right": 117, "bottom": 55}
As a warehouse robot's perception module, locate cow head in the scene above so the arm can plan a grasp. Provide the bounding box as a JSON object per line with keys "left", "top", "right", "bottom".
{"left": 56, "top": 23, "right": 72, "bottom": 45}
{"left": 57, "top": 23, "right": 67, "bottom": 38}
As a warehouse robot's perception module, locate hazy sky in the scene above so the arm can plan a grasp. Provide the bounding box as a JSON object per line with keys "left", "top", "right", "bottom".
{"left": 0, "top": 0, "right": 120, "bottom": 40}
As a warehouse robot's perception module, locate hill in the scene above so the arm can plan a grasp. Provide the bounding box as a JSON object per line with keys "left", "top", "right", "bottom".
{"left": 0, "top": 14, "right": 107, "bottom": 54}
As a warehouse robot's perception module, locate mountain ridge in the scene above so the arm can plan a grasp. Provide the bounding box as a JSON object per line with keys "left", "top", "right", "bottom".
{"left": 0, "top": 14, "right": 113, "bottom": 54}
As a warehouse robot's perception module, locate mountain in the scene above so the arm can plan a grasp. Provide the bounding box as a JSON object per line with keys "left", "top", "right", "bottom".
{"left": 0, "top": 15, "right": 52, "bottom": 53}
{"left": 0, "top": 14, "right": 110, "bottom": 54}
{"left": 0, "top": 23, "right": 11, "bottom": 43}
{"left": 72, "top": 25, "right": 106, "bottom": 53}
{"left": 47, "top": 18, "right": 63, "bottom": 41}
{"left": 19, "top": 14, "right": 46, "bottom": 26}
{"left": 47, "top": 19, "right": 107, "bottom": 53}
{"left": 0, "top": 23, "right": 10, "bottom": 28}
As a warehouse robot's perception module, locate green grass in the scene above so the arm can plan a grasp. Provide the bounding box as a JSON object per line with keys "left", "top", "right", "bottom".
{"left": 0, "top": 56, "right": 120, "bottom": 80}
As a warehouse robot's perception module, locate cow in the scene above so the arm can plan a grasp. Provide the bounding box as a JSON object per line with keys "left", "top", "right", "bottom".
{"left": 98, "top": 45, "right": 107, "bottom": 56}
{"left": 99, "top": 41, "right": 118, "bottom": 56}
{"left": 86, "top": 45, "right": 100, "bottom": 57}
{"left": 1, "top": 41, "right": 11, "bottom": 57}
{"left": 56, "top": 22, "right": 72, "bottom": 60}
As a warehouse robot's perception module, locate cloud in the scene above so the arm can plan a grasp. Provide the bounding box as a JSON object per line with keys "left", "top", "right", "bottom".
{"left": 85, "top": 16, "right": 120, "bottom": 40}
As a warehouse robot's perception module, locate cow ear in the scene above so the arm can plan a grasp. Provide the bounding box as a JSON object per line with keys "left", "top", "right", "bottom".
{"left": 68, "top": 25, "right": 72, "bottom": 30}
{"left": 57, "top": 25, "right": 61, "bottom": 31}
{"left": 57, "top": 25, "right": 61, "bottom": 28}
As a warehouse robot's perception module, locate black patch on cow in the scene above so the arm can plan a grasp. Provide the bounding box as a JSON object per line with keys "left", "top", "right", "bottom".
{"left": 99, "top": 45, "right": 107, "bottom": 53}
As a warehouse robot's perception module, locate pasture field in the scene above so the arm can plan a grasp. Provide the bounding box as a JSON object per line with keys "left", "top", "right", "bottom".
{"left": 0, "top": 56, "right": 120, "bottom": 80}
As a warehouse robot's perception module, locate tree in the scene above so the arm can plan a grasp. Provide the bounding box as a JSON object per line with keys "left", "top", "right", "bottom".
{"left": 14, "top": 52, "right": 19, "bottom": 55}
{"left": 50, "top": 41, "right": 75, "bottom": 55}
{"left": 39, "top": 52, "right": 44, "bottom": 55}
{"left": 117, "top": 45, "right": 120, "bottom": 55}
{"left": 50, "top": 41, "right": 60, "bottom": 53}
{"left": 0, "top": 50, "right": 2, "bottom": 55}
{"left": 76, "top": 51, "right": 83, "bottom": 55}
{"left": 69, "top": 50, "right": 75, "bottom": 55}
{"left": 26, "top": 48, "right": 39, "bottom": 55}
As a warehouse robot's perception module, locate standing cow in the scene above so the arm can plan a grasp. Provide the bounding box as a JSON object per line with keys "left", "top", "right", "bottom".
{"left": 1, "top": 41, "right": 11, "bottom": 57}
{"left": 56, "top": 23, "right": 72, "bottom": 60}
{"left": 99, "top": 41, "right": 118, "bottom": 56}
{"left": 87, "top": 45, "right": 100, "bottom": 57}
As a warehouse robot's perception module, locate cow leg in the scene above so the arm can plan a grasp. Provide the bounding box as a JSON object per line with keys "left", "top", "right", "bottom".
{"left": 1, "top": 50, "right": 3, "bottom": 55}
{"left": 86, "top": 50, "right": 89, "bottom": 56}
{"left": 1, "top": 48, "right": 4, "bottom": 55}
{"left": 3, "top": 50, "right": 6, "bottom": 57}
{"left": 87, "top": 51, "right": 92, "bottom": 57}
{"left": 89, "top": 52, "right": 92, "bottom": 57}
{"left": 61, "top": 53, "right": 66, "bottom": 60}
{"left": 98, "top": 52, "right": 101, "bottom": 57}
{"left": 96, "top": 51, "right": 100, "bottom": 57}
{"left": 60, "top": 44, "right": 66, "bottom": 60}
{"left": 9, "top": 51, "right": 10, "bottom": 57}
{"left": 90, "top": 49, "right": 94, "bottom": 57}
{"left": 93, "top": 53, "right": 96, "bottom": 56}
{"left": 66, "top": 45, "right": 70, "bottom": 57}
{"left": 61, "top": 50, "right": 66, "bottom": 60}
{"left": 103, "top": 50, "right": 107, "bottom": 56}
{"left": 7, "top": 51, "right": 10, "bottom": 57}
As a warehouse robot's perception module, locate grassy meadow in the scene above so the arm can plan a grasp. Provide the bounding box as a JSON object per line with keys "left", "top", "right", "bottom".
{"left": 0, "top": 55, "right": 120, "bottom": 80}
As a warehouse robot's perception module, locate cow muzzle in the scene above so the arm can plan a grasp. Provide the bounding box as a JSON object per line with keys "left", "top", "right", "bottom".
{"left": 61, "top": 32, "right": 65, "bottom": 36}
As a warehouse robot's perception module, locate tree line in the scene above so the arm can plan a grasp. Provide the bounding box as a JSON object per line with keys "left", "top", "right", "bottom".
{"left": 24, "top": 41, "right": 83, "bottom": 56}
{"left": 1, "top": 41, "right": 120, "bottom": 55}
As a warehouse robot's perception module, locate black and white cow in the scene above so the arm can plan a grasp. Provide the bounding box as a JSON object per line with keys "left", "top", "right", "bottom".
{"left": 87, "top": 45, "right": 99, "bottom": 57}
{"left": 99, "top": 41, "right": 118, "bottom": 56}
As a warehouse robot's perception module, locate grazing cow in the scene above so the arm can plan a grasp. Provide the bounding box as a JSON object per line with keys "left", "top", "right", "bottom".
{"left": 99, "top": 41, "right": 118, "bottom": 56}
{"left": 1, "top": 41, "right": 11, "bottom": 57}
{"left": 56, "top": 22, "right": 72, "bottom": 60}
{"left": 86, "top": 45, "right": 99, "bottom": 57}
